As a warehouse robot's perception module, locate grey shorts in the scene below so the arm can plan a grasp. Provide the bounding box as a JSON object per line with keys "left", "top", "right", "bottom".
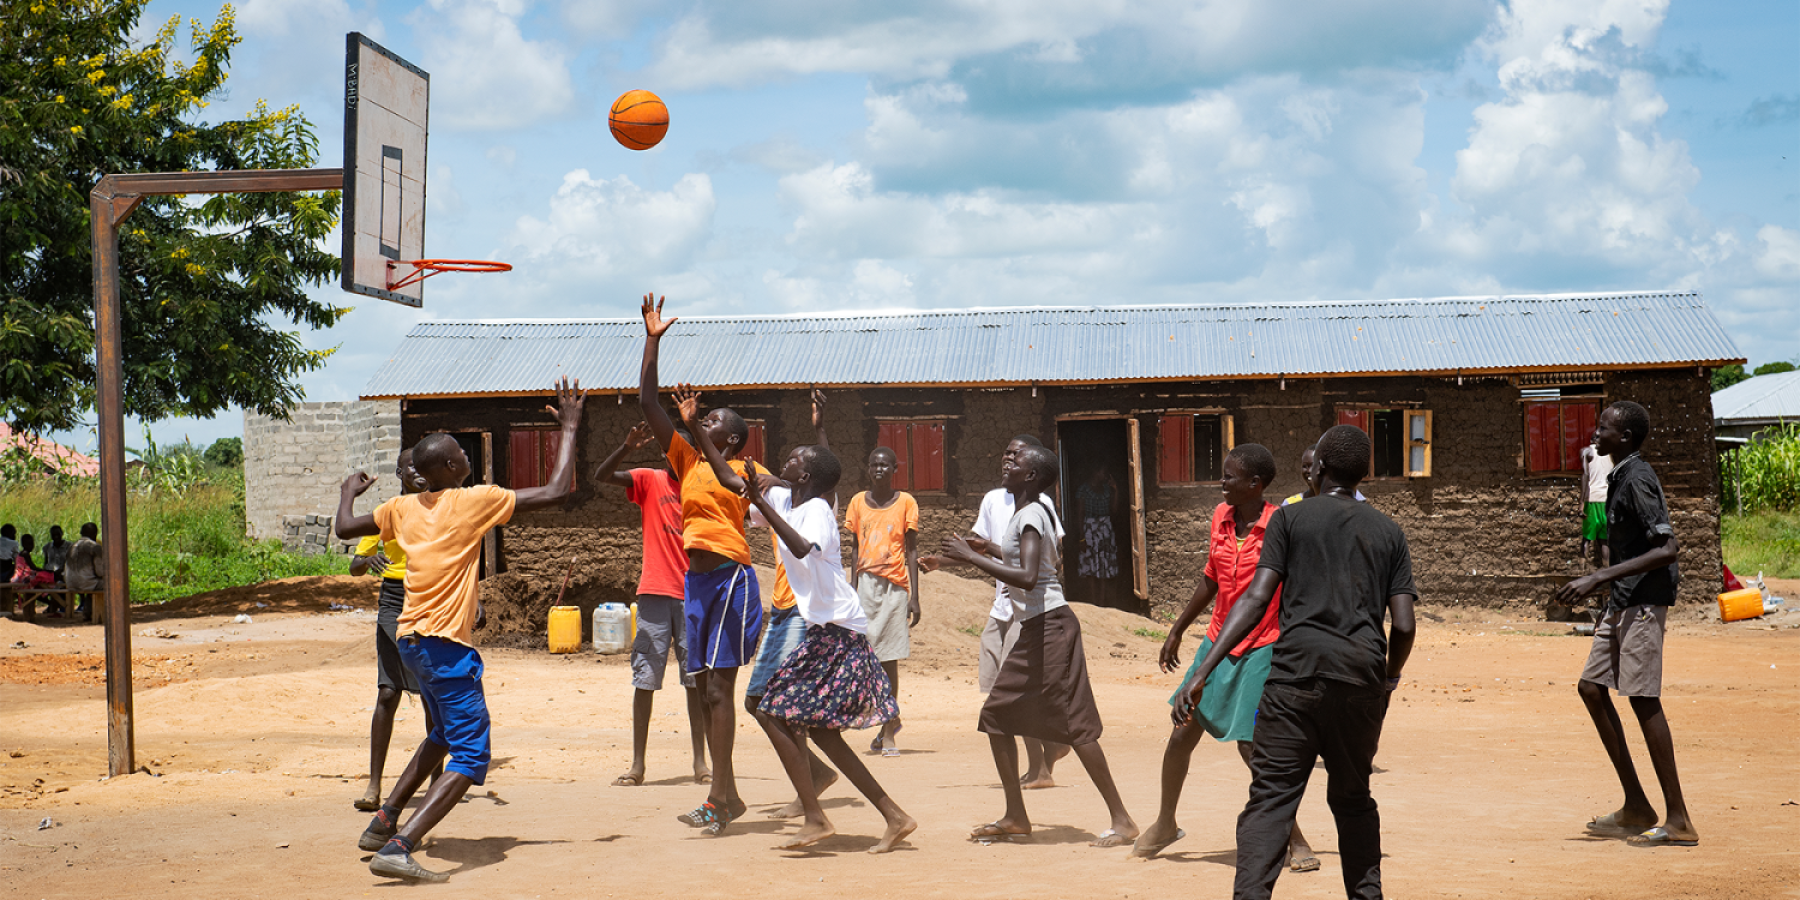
{"left": 1580, "top": 604, "right": 1667, "bottom": 697}
{"left": 978, "top": 615, "right": 1022, "bottom": 694}
{"left": 855, "top": 572, "right": 912, "bottom": 662}
{"left": 631, "top": 595, "right": 694, "bottom": 691}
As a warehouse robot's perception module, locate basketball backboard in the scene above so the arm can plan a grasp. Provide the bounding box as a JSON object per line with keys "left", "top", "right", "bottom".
{"left": 342, "top": 33, "right": 428, "bottom": 307}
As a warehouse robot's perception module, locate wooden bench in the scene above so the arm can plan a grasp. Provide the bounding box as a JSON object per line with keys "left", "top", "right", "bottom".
{"left": 3, "top": 585, "right": 104, "bottom": 625}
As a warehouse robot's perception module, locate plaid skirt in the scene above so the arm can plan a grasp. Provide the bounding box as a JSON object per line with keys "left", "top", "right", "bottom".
{"left": 758, "top": 623, "right": 898, "bottom": 731}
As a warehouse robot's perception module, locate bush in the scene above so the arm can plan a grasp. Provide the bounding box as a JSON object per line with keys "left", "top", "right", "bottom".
{"left": 1720, "top": 424, "right": 1800, "bottom": 514}
{"left": 204, "top": 437, "right": 244, "bottom": 469}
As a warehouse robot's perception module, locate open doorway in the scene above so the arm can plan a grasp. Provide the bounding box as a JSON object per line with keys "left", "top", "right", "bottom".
{"left": 1055, "top": 417, "right": 1146, "bottom": 613}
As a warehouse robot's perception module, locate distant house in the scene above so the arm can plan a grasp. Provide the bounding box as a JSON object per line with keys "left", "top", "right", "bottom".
{"left": 348, "top": 291, "right": 1740, "bottom": 617}
{"left": 1712, "top": 370, "right": 1800, "bottom": 444}
{"left": 0, "top": 423, "right": 98, "bottom": 478}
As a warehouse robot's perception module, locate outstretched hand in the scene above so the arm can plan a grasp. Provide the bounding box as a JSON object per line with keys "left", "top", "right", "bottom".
{"left": 642, "top": 293, "right": 677, "bottom": 337}
{"left": 939, "top": 533, "right": 976, "bottom": 564}
{"left": 740, "top": 459, "right": 763, "bottom": 503}
{"left": 544, "top": 375, "right": 587, "bottom": 427}
{"left": 626, "top": 421, "right": 654, "bottom": 450}
{"left": 673, "top": 383, "right": 702, "bottom": 426}
{"left": 341, "top": 471, "right": 377, "bottom": 497}
{"left": 810, "top": 388, "right": 827, "bottom": 430}
{"left": 918, "top": 554, "right": 942, "bottom": 573}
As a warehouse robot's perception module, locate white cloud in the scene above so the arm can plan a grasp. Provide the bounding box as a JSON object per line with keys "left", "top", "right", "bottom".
{"left": 412, "top": 0, "right": 576, "bottom": 130}
{"left": 504, "top": 170, "right": 718, "bottom": 288}
{"left": 1753, "top": 225, "right": 1800, "bottom": 281}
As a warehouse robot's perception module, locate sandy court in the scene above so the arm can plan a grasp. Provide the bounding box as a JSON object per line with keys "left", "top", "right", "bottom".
{"left": 1, "top": 571, "right": 1796, "bottom": 899}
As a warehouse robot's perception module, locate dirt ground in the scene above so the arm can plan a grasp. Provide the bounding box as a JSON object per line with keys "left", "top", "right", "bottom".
{"left": 1, "top": 572, "right": 1796, "bottom": 899}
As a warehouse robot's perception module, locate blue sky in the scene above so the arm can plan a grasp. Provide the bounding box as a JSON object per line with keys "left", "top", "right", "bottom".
{"left": 72, "top": 0, "right": 1799, "bottom": 451}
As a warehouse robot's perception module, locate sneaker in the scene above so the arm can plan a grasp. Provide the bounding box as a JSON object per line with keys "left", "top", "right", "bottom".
{"left": 677, "top": 802, "right": 718, "bottom": 828}
{"left": 358, "top": 810, "right": 398, "bottom": 852}
{"left": 369, "top": 850, "right": 450, "bottom": 883}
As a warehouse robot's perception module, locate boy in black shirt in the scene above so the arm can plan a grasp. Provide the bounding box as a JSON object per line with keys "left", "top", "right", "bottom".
{"left": 1553, "top": 401, "right": 1697, "bottom": 847}
{"left": 1178, "top": 425, "right": 1415, "bottom": 900}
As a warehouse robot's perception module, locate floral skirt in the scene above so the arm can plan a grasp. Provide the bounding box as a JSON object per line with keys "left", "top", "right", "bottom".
{"left": 1078, "top": 516, "right": 1118, "bottom": 579}
{"left": 758, "top": 623, "right": 898, "bottom": 731}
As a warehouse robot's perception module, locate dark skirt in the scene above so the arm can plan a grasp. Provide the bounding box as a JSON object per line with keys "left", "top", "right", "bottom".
{"left": 758, "top": 624, "right": 898, "bottom": 731}
{"left": 375, "top": 578, "right": 420, "bottom": 694}
{"left": 979, "top": 604, "right": 1103, "bottom": 745}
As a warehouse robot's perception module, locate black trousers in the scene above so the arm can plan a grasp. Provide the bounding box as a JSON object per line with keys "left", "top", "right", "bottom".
{"left": 1235, "top": 677, "right": 1389, "bottom": 900}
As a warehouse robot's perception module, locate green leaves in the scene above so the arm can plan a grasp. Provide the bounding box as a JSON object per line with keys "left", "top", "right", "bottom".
{"left": 0, "top": 0, "right": 342, "bottom": 432}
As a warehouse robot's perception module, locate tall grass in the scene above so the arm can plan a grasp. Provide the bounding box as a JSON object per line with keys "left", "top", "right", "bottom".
{"left": 1721, "top": 510, "right": 1800, "bottom": 580}
{"left": 0, "top": 475, "right": 342, "bottom": 605}
{"left": 1720, "top": 424, "right": 1800, "bottom": 514}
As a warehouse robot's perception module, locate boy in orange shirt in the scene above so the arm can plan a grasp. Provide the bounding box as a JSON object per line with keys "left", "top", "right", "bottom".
{"left": 639, "top": 294, "right": 764, "bottom": 835}
{"left": 845, "top": 446, "right": 920, "bottom": 755}
{"left": 336, "top": 377, "right": 586, "bottom": 883}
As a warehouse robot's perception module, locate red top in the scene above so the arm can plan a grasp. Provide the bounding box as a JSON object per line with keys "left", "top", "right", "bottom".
{"left": 1204, "top": 501, "right": 1283, "bottom": 656}
{"left": 627, "top": 468, "right": 689, "bottom": 599}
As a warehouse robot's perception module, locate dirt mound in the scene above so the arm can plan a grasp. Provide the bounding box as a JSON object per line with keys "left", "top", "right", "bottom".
{"left": 136, "top": 575, "right": 374, "bottom": 620}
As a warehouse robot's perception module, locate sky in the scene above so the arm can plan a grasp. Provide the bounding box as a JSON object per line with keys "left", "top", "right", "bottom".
{"left": 64, "top": 0, "right": 1800, "bottom": 453}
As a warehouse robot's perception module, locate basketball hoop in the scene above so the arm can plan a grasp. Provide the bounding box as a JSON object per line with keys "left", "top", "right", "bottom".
{"left": 386, "top": 258, "right": 513, "bottom": 291}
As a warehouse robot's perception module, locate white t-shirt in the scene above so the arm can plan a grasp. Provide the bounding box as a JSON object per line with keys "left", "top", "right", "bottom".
{"left": 750, "top": 486, "right": 869, "bottom": 632}
{"left": 999, "top": 499, "right": 1067, "bottom": 622}
{"left": 1582, "top": 446, "right": 1614, "bottom": 503}
{"left": 972, "top": 488, "right": 1063, "bottom": 621}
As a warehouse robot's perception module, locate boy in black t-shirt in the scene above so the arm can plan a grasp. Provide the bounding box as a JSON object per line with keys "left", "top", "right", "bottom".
{"left": 1177, "top": 425, "right": 1415, "bottom": 900}
{"left": 1552, "top": 401, "right": 1697, "bottom": 847}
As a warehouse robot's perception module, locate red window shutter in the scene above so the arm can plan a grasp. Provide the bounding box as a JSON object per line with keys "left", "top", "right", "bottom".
{"left": 1563, "top": 403, "right": 1597, "bottom": 473}
{"left": 1159, "top": 415, "right": 1193, "bottom": 483}
{"left": 877, "top": 421, "right": 910, "bottom": 489}
{"left": 914, "top": 422, "right": 945, "bottom": 491}
{"left": 743, "top": 423, "right": 766, "bottom": 468}
{"left": 509, "top": 430, "right": 542, "bottom": 488}
{"left": 539, "top": 430, "right": 565, "bottom": 488}
{"left": 1337, "top": 409, "right": 1367, "bottom": 431}
{"left": 1525, "top": 403, "right": 1556, "bottom": 472}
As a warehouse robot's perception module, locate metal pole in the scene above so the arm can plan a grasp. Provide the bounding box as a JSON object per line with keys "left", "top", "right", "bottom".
{"left": 91, "top": 178, "right": 137, "bottom": 777}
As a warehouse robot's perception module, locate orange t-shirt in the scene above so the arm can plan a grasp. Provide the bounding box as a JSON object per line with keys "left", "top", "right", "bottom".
{"left": 375, "top": 484, "right": 516, "bottom": 647}
{"left": 666, "top": 434, "right": 755, "bottom": 565}
{"left": 845, "top": 491, "right": 918, "bottom": 589}
{"left": 769, "top": 533, "right": 796, "bottom": 610}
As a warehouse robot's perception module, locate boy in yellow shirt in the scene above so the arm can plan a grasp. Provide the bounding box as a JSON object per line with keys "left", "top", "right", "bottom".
{"left": 336, "top": 377, "right": 586, "bottom": 883}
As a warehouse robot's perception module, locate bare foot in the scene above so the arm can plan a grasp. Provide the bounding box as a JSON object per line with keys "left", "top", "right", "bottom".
{"left": 1020, "top": 772, "right": 1056, "bottom": 790}
{"left": 693, "top": 767, "right": 712, "bottom": 785}
{"left": 613, "top": 771, "right": 645, "bottom": 787}
{"left": 778, "top": 819, "right": 836, "bottom": 850}
{"left": 769, "top": 769, "right": 838, "bottom": 818}
{"left": 1287, "top": 842, "right": 1320, "bottom": 872}
{"left": 870, "top": 813, "right": 918, "bottom": 853}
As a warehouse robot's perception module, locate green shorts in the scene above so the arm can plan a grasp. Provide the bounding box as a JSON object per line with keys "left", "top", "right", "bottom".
{"left": 1168, "top": 637, "right": 1273, "bottom": 743}
{"left": 1582, "top": 501, "right": 1608, "bottom": 541}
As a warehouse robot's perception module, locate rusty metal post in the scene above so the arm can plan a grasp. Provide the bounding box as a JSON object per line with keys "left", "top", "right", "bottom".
{"left": 91, "top": 177, "right": 138, "bottom": 777}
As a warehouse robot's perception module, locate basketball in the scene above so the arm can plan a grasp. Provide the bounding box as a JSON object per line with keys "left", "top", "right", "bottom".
{"left": 609, "top": 90, "right": 669, "bottom": 151}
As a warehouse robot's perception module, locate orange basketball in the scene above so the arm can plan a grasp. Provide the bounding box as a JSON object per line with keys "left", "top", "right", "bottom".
{"left": 610, "top": 90, "right": 669, "bottom": 151}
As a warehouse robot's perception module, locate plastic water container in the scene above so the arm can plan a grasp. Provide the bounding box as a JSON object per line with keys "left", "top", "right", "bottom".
{"left": 547, "top": 605, "right": 582, "bottom": 653}
{"left": 1717, "top": 587, "right": 1765, "bottom": 622}
{"left": 593, "top": 603, "right": 631, "bottom": 654}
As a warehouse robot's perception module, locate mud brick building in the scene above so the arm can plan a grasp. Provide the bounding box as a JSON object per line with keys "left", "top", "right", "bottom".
{"left": 353, "top": 291, "right": 1741, "bottom": 624}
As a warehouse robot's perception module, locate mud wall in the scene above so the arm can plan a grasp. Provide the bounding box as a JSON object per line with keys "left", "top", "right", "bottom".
{"left": 396, "top": 368, "right": 1723, "bottom": 640}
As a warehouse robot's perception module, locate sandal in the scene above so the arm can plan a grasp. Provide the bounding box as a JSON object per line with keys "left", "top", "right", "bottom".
{"left": 613, "top": 772, "right": 644, "bottom": 787}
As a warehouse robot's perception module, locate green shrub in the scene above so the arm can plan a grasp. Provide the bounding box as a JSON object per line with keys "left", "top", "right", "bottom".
{"left": 1720, "top": 424, "right": 1800, "bottom": 514}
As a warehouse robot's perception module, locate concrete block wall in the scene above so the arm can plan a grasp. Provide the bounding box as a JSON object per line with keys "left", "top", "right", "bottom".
{"left": 244, "top": 400, "right": 402, "bottom": 543}
{"left": 282, "top": 514, "right": 354, "bottom": 556}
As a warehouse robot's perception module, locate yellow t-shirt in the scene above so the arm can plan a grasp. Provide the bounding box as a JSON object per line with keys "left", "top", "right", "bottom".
{"left": 353, "top": 535, "right": 407, "bottom": 581}
{"left": 374, "top": 484, "right": 516, "bottom": 646}
{"left": 770, "top": 533, "right": 795, "bottom": 610}
{"left": 845, "top": 491, "right": 919, "bottom": 590}
{"left": 667, "top": 434, "right": 755, "bottom": 565}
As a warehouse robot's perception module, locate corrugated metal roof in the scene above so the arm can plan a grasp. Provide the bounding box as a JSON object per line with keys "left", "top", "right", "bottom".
{"left": 1713, "top": 370, "right": 1800, "bottom": 423}
{"left": 360, "top": 292, "right": 1744, "bottom": 398}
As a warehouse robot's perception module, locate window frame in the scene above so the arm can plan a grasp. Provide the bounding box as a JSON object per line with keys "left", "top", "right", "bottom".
{"left": 872, "top": 417, "right": 948, "bottom": 494}
{"left": 1155, "top": 410, "right": 1234, "bottom": 486}
{"left": 1521, "top": 398, "right": 1601, "bottom": 477}
{"left": 1334, "top": 405, "right": 1433, "bottom": 479}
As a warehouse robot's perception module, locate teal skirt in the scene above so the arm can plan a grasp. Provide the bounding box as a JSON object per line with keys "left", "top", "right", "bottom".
{"left": 1167, "top": 637, "right": 1273, "bottom": 743}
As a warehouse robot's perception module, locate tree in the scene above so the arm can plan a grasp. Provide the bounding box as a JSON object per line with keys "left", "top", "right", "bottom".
{"left": 0, "top": 0, "right": 344, "bottom": 435}
{"left": 203, "top": 435, "right": 241, "bottom": 468}
{"left": 1712, "top": 364, "right": 1747, "bottom": 392}
{"left": 1752, "top": 361, "right": 1797, "bottom": 377}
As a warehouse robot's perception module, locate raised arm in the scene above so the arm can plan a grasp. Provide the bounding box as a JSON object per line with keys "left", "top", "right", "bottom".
{"left": 674, "top": 383, "right": 753, "bottom": 494}
{"left": 939, "top": 527, "right": 1043, "bottom": 591}
{"left": 593, "top": 422, "right": 655, "bottom": 489}
{"left": 810, "top": 388, "right": 829, "bottom": 449}
{"left": 743, "top": 471, "right": 812, "bottom": 559}
{"left": 335, "top": 472, "right": 381, "bottom": 539}
{"left": 1159, "top": 575, "right": 1219, "bottom": 673}
{"left": 515, "top": 376, "right": 588, "bottom": 513}
{"left": 1174, "top": 567, "right": 1281, "bottom": 725}
{"left": 638, "top": 293, "right": 679, "bottom": 451}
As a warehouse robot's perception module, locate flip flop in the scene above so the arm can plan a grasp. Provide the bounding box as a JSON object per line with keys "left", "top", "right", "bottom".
{"left": 1130, "top": 828, "right": 1185, "bottom": 859}
{"left": 969, "top": 822, "right": 1031, "bottom": 844}
{"left": 1585, "top": 812, "right": 1651, "bottom": 835}
{"left": 1289, "top": 853, "right": 1321, "bottom": 872}
{"left": 882, "top": 747, "right": 901, "bottom": 758}
{"left": 613, "top": 773, "right": 644, "bottom": 787}
{"left": 1627, "top": 826, "right": 1697, "bottom": 847}
{"left": 353, "top": 796, "right": 381, "bottom": 812}
{"left": 1090, "top": 829, "right": 1133, "bottom": 848}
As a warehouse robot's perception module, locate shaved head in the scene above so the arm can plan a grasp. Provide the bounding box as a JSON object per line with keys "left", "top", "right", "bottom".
{"left": 412, "top": 433, "right": 460, "bottom": 474}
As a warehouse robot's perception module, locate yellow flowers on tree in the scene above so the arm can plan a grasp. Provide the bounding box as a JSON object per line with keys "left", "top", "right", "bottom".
{"left": 0, "top": 0, "right": 346, "bottom": 433}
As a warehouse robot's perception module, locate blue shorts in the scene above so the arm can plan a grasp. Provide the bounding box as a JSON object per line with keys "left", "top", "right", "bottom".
{"left": 399, "top": 635, "right": 493, "bottom": 785}
{"left": 684, "top": 562, "right": 764, "bottom": 674}
{"left": 746, "top": 604, "right": 807, "bottom": 698}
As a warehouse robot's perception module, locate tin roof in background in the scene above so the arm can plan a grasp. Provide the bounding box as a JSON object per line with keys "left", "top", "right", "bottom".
{"left": 360, "top": 291, "right": 1743, "bottom": 398}
{"left": 1713, "top": 370, "right": 1800, "bottom": 423}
